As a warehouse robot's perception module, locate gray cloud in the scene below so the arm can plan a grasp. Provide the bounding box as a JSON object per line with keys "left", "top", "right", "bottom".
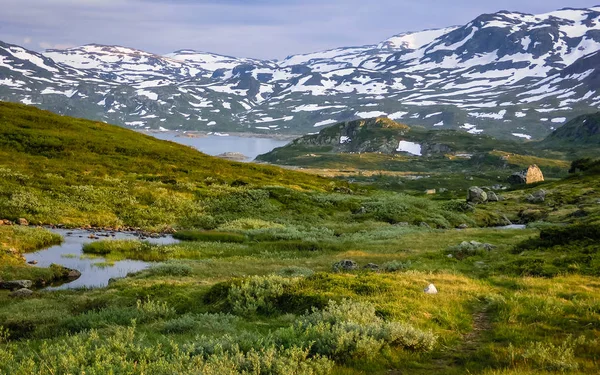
{"left": 0, "top": 0, "right": 598, "bottom": 59}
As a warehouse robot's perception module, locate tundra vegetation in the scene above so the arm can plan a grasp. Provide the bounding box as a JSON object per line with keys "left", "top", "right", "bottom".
{"left": 0, "top": 102, "right": 599, "bottom": 374}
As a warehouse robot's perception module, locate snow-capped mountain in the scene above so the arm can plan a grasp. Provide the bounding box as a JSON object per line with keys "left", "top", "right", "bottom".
{"left": 2, "top": 6, "right": 600, "bottom": 140}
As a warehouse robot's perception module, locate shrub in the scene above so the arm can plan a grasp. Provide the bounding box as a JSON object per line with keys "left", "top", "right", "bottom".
{"left": 227, "top": 275, "right": 297, "bottom": 315}
{"left": 147, "top": 261, "right": 193, "bottom": 277}
{"left": 173, "top": 230, "right": 246, "bottom": 243}
{"left": 274, "top": 300, "right": 437, "bottom": 360}
{"left": 162, "top": 313, "right": 239, "bottom": 334}
{"left": 382, "top": 260, "right": 412, "bottom": 272}
{"left": 510, "top": 335, "right": 587, "bottom": 372}
{"left": 161, "top": 314, "right": 198, "bottom": 333}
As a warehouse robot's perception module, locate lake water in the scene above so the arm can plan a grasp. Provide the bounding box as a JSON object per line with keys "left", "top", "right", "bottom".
{"left": 149, "top": 132, "right": 290, "bottom": 161}
{"left": 24, "top": 229, "right": 178, "bottom": 290}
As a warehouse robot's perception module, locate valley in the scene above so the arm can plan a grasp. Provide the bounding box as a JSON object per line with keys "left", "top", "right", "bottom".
{"left": 0, "top": 102, "right": 599, "bottom": 374}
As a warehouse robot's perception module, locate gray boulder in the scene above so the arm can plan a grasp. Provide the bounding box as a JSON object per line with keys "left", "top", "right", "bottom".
{"left": 0, "top": 280, "right": 33, "bottom": 290}
{"left": 9, "top": 288, "right": 33, "bottom": 297}
{"left": 333, "top": 259, "right": 358, "bottom": 272}
{"left": 487, "top": 191, "right": 499, "bottom": 202}
{"left": 467, "top": 187, "right": 488, "bottom": 204}
{"left": 527, "top": 189, "right": 547, "bottom": 203}
{"left": 363, "top": 263, "right": 380, "bottom": 271}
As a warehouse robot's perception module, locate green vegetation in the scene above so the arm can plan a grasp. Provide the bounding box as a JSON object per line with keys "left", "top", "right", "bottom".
{"left": 1, "top": 104, "right": 600, "bottom": 374}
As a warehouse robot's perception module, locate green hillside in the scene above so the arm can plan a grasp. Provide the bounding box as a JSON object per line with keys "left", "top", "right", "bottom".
{"left": 0, "top": 102, "right": 336, "bottom": 228}
{"left": 541, "top": 112, "right": 600, "bottom": 149}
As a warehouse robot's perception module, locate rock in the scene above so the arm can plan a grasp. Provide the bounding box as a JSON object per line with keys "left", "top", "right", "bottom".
{"left": 458, "top": 224, "right": 469, "bottom": 229}
{"left": 425, "top": 189, "right": 436, "bottom": 195}
{"left": 487, "top": 191, "right": 499, "bottom": 202}
{"left": 9, "top": 288, "right": 33, "bottom": 297}
{"left": 27, "top": 260, "right": 38, "bottom": 265}
{"left": 508, "top": 165, "right": 545, "bottom": 185}
{"left": 17, "top": 218, "right": 28, "bottom": 226}
{"left": 363, "top": 263, "right": 380, "bottom": 271}
{"left": 67, "top": 269, "right": 82, "bottom": 279}
{"left": 394, "top": 222, "right": 409, "bottom": 227}
{"left": 420, "top": 222, "right": 431, "bottom": 228}
{"left": 527, "top": 189, "right": 547, "bottom": 203}
{"left": 424, "top": 284, "right": 438, "bottom": 294}
{"left": 0, "top": 280, "right": 33, "bottom": 290}
{"left": 3, "top": 219, "right": 12, "bottom": 225}
{"left": 332, "top": 259, "right": 358, "bottom": 272}
{"left": 570, "top": 209, "right": 588, "bottom": 218}
{"left": 467, "top": 187, "right": 488, "bottom": 204}
{"left": 447, "top": 254, "right": 454, "bottom": 258}
{"left": 439, "top": 188, "right": 448, "bottom": 193}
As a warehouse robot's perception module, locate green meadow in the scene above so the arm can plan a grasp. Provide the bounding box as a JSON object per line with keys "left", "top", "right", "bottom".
{"left": 0, "top": 102, "right": 599, "bottom": 374}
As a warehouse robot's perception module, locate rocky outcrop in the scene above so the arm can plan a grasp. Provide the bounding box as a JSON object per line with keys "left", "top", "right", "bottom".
{"left": 508, "top": 165, "right": 544, "bottom": 185}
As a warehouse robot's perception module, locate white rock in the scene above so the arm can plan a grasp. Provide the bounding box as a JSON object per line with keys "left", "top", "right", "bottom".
{"left": 424, "top": 284, "right": 438, "bottom": 294}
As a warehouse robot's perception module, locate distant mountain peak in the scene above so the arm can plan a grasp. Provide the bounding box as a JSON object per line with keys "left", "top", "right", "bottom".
{"left": 2, "top": 6, "right": 600, "bottom": 139}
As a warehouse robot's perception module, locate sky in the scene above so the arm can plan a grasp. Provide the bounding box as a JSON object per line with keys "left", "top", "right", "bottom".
{"left": 1, "top": 0, "right": 599, "bottom": 59}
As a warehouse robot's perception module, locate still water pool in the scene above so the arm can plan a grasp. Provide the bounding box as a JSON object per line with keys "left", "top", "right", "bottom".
{"left": 24, "top": 229, "right": 178, "bottom": 290}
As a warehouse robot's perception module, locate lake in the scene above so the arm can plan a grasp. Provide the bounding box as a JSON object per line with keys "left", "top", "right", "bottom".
{"left": 149, "top": 132, "right": 291, "bottom": 161}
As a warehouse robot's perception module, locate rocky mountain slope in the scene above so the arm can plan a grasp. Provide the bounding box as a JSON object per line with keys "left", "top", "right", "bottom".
{"left": 542, "top": 111, "right": 600, "bottom": 146}
{"left": 2, "top": 7, "right": 600, "bottom": 139}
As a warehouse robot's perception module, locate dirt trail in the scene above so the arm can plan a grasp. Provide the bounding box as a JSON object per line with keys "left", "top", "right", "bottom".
{"left": 388, "top": 306, "right": 492, "bottom": 374}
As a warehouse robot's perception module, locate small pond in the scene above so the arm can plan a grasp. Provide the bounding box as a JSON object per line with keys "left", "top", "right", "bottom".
{"left": 24, "top": 229, "right": 178, "bottom": 290}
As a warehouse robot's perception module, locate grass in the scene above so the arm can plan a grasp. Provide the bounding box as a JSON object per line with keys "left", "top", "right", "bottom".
{"left": 0, "top": 103, "right": 599, "bottom": 374}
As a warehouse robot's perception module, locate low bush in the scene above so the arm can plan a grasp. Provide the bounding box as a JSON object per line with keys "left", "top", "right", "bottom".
{"left": 173, "top": 230, "right": 246, "bottom": 243}
{"left": 382, "top": 260, "right": 412, "bottom": 272}
{"left": 146, "top": 261, "right": 193, "bottom": 277}
{"left": 227, "top": 275, "right": 296, "bottom": 315}
{"left": 509, "top": 335, "right": 587, "bottom": 372}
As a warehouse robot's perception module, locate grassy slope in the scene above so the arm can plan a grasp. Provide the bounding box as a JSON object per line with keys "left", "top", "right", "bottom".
{"left": 0, "top": 102, "right": 338, "bottom": 228}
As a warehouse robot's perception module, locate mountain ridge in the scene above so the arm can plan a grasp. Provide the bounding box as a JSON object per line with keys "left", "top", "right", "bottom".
{"left": 2, "top": 6, "right": 600, "bottom": 139}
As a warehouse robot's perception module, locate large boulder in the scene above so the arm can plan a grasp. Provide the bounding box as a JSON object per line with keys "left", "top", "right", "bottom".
{"left": 508, "top": 165, "right": 545, "bottom": 185}
{"left": 467, "top": 187, "right": 488, "bottom": 204}
{"left": 0, "top": 280, "right": 33, "bottom": 290}
{"left": 17, "top": 218, "right": 28, "bottom": 226}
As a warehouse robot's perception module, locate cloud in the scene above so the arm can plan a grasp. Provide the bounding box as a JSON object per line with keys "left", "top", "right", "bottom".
{"left": 22, "top": 37, "right": 31, "bottom": 44}
{"left": 0, "top": 0, "right": 598, "bottom": 59}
